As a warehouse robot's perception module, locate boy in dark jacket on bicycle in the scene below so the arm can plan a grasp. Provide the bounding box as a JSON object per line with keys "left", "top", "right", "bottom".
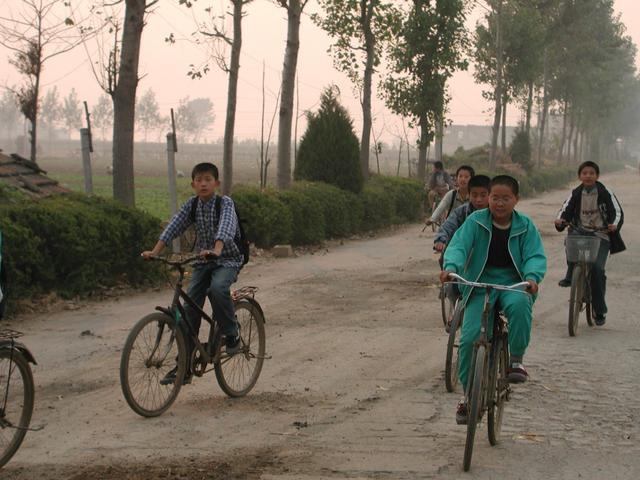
{"left": 142, "top": 162, "right": 244, "bottom": 384}
{"left": 555, "top": 161, "right": 625, "bottom": 326}
{"left": 441, "top": 175, "right": 546, "bottom": 424}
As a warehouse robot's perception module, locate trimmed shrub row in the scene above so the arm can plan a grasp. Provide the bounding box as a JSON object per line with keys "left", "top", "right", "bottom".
{"left": 232, "top": 176, "right": 425, "bottom": 248}
{"left": 0, "top": 192, "right": 162, "bottom": 305}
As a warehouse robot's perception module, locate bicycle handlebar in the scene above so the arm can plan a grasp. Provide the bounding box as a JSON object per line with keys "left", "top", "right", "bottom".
{"left": 446, "top": 272, "right": 531, "bottom": 293}
{"left": 558, "top": 220, "right": 609, "bottom": 234}
{"left": 146, "top": 252, "right": 218, "bottom": 267}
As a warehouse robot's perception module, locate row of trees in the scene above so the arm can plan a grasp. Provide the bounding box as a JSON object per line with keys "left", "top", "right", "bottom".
{"left": 2, "top": 0, "right": 638, "bottom": 207}
{"left": 474, "top": 0, "right": 640, "bottom": 169}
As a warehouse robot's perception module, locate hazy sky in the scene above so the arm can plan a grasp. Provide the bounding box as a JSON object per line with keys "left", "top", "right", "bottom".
{"left": 1, "top": 0, "right": 639, "bottom": 143}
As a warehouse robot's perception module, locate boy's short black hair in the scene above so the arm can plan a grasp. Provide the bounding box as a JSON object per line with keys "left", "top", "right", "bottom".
{"left": 434, "top": 161, "right": 444, "bottom": 169}
{"left": 191, "top": 162, "right": 219, "bottom": 180}
{"left": 490, "top": 175, "right": 519, "bottom": 196}
{"left": 456, "top": 165, "right": 475, "bottom": 177}
{"left": 578, "top": 160, "right": 600, "bottom": 176}
{"left": 468, "top": 174, "right": 490, "bottom": 190}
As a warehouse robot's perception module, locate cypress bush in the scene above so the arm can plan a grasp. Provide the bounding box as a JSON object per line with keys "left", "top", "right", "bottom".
{"left": 294, "top": 86, "right": 363, "bottom": 193}
{"left": 509, "top": 128, "right": 532, "bottom": 171}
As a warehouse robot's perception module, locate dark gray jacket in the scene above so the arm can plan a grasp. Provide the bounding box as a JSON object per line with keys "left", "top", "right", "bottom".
{"left": 434, "top": 202, "right": 479, "bottom": 245}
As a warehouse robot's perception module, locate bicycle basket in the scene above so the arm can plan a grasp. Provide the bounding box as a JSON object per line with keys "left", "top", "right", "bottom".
{"left": 566, "top": 235, "right": 601, "bottom": 264}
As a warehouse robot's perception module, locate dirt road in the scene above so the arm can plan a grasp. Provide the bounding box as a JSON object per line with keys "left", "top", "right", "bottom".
{"left": 3, "top": 170, "right": 639, "bottom": 479}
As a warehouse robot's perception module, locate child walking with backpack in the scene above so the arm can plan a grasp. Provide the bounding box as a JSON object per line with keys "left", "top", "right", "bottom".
{"left": 142, "top": 162, "right": 246, "bottom": 385}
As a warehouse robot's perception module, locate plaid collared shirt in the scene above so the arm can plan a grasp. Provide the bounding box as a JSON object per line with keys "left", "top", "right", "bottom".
{"left": 159, "top": 194, "right": 243, "bottom": 269}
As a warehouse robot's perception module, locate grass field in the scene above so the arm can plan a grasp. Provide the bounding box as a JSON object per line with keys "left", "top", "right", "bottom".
{"left": 51, "top": 173, "right": 195, "bottom": 220}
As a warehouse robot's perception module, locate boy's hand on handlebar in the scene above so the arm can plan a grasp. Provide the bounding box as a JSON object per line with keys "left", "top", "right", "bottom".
{"left": 425, "top": 219, "right": 434, "bottom": 226}
{"left": 434, "top": 242, "right": 446, "bottom": 252}
{"left": 140, "top": 251, "right": 155, "bottom": 260}
{"left": 607, "top": 224, "right": 617, "bottom": 232}
{"left": 199, "top": 249, "right": 220, "bottom": 259}
{"left": 440, "top": 270, "right": 453, "bottom": 284}
{"left": 525, "top": 280, "right": 539, "bottom": 294}
{"left": 554, "top": 219, "right": 568, "bottom": 229}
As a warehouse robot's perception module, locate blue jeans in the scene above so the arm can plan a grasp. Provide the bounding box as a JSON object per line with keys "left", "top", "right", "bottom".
{"left": 184, "top": 263, "right": 239, "bottom": 358}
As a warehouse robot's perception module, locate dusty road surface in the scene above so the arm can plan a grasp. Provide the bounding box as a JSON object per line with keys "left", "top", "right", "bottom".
{"left": 3, "top": 170, "right": 639, "bottom": 479}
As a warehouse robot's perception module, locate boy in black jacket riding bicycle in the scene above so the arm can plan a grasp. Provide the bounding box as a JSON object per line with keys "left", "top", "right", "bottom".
{"left": 555, "top": 161, "right": 625, "bottom": 326}
{"left": 142, "top": 162, "right": 245, "bottom": 384}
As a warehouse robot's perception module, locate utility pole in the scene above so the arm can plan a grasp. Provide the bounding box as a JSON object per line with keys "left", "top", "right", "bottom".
{"left": 166, "top": 108, "right": 180, "bottom": 253}
{"left": 80, "top": 101, "right": 94, "bottom": 194}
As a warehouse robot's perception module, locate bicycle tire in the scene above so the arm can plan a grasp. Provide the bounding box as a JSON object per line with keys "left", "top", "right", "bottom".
{"left": 464, "top": 344, "right": 486, "bottom": 472}
{"left": 120, "top": 312, "right": 187, "bottom": 417}
{"left": 0, "top": 349, "right": 34, "bottom": 468}
{"left": 585, "top": 271, "right": 594, "bottom": 327}
{"left": 445, "top": 303, "right": 463, "bottom": 393}
{"left": 568, "top": 265, "right": 584, "bottom": 337}
{"left": 214, "top": 300, "right": 266, "bottom": 398}
{"left": 487, "top": 334, "right": 508, "bottom": 445}
{"left": 441, "top": 289, "right": 456, "bottom": 329}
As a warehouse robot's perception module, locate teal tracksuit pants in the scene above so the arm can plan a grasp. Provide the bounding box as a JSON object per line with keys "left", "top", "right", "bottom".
{"left": 458, "top": 266, "right": 533, "bottom": 391}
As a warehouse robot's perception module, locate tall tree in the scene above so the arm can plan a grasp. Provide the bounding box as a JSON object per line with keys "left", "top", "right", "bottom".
{"left": 61, "top": 88, "right": 82, "bottom": 139}
{"left": 314, "top": 0, "right": 399, "bottom": 180}
{"left": 0, "top": 0, "right": 88, "bottom": 163}
{"left": 175, "top": 96, "right": 215, "bottom": 143}
{"left": 274, "top": 0, "right": 310, "bottom": 190}
{"left": 91, "top": 94, "right": 113, "bottom": 141}
{"left": 197, "top": 0, "right": 253, "bottom": 194}
{"left": 135, "top": 87, "right": 162, "bottom": 141}
{"left": 0, "top": 90, "right": 21, "bottom": 142}
{"left": 39, "top": 86, "right": 62, "bottom": 149}
{"left": 382, "top": 0, "right": 468, "bottom": 181}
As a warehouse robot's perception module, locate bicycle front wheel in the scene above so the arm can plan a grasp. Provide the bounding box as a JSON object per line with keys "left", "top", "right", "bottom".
{"left": 445, "top": 303, "right": 463, "bottom": 393}
{"left": 441, "top": 289, "right": 456, "bottom": 329}
{"left": 0, "top": 349, "right": 34, "bottom": 468}
{"left": 487, "top": 335, "right": 508, "bottom": 445}
{"left": 464, "top": 344, "right": 486, "bottom": 472}
{"left": 568, "top": 265, "right": 584, "bottom": 337}
{"left": 215, "top": 300, "right": 266, "bottom": 398}
{"left": 120, "top": 312, "right": 187, "bottom": 417}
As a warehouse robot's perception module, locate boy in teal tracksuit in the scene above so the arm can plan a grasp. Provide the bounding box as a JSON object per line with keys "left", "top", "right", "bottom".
{"left": 441, "top": 175, "right": 547, "bottom": 424}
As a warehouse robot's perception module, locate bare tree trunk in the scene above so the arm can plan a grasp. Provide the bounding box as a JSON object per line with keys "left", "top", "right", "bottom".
{"left": 396, "top": 138, "right": 403, "bottom": 176}
{"left": 112, "top": 0, "right": 146, "bottom": 207}
{"left": 536, "top": 48, "right": 549, "bottom": 169}
{"left": 221, "top": 0, "right": 245, "bottom": 195}
{"left": 359, "top": 1, "right": 375, "bottom": 181}
{"left": 276, "top": 0, "right": 305, "bottom": 190}
{"left": 525, "top": 79, "right": 534, "bottom": 138}
{"left": 573, "top": 114, "right": 581, "bottom": 164}
{"left": 501, "top": 91, "right": 507, "bottom": 153}
{"left": 557, "top": 99, "right": 568, "bottom": 164}
{"left": 566, "top": 107, "right": 575, "bottom": 162}
{"left": 417, "top": 116, "right": 428, "bottom": 181}
{"left": 489, "top": 0, "right": 503, "bottom": 170}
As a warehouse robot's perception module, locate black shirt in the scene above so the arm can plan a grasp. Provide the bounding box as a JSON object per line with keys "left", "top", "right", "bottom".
{"left": 487, "top": 223, "right": 515, "bottom": 268}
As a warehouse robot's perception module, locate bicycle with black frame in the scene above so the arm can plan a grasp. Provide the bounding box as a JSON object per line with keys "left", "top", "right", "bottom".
{"left": 119, "top": 254, "right": 266, "bottom": 417}
{"left": 445, "top": 272, "right": 531, "bottom": 472}
{"left": 0, "top": 329, "right": 36, "bottom": 468}
{"left": 557, "top": 221, "right": 609, "bottom": 336}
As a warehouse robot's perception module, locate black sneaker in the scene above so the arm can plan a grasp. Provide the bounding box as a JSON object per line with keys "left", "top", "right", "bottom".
{"left": 507, "top": 363, "right": 528, "bottom": 383}
{"left": 456, "top": 401, "right": 468, "bottom": 425}
{"left": 225, "top": 335, "right": 243, "bottom": 355}
{"left": 159, "top": 367, "right": 192, "bottom": 386}
{"left": 595, "top": 314, "right": 606, "bottom": 326}
{"left": 558, "top": 278, "right": 571, "bottom": 288}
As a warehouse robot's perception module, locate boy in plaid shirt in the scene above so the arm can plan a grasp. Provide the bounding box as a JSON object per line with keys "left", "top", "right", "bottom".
{"left": 142, "top": 162, "right": 244, "bottom": 384}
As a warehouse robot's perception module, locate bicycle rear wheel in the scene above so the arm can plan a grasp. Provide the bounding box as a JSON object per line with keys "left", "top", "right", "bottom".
{"left": 120, "top": 312, "right": 187, "bottom": 417}
{"left": 585, "top": 273, "right": 594, "bottom": 327}
{"left": 568, "top": 265, "right": 584, "bottom": 337}
{"left": 445, "top": 303, "right": 463, "bottom": 393}
{"left": 215, "top": 300, "right": 266, "bottom": 397}
{"left": 464, "top": 344, "right": 486, "bottom": 472}
{"left": 0, "top": 349, "right": 34, "bottom": 468}
{"left": 487, "top": 334, "right": 508, "bottom": 445}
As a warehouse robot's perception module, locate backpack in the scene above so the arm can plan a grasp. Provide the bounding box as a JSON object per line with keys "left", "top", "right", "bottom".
{"left": 189, "top": 196, "right": 250, "bottom": 267}
{"left": 445, "top": 190, "right": 458, "bottom": 219}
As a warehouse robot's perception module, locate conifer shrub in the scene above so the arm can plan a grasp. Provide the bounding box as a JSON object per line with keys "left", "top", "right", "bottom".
{"left": 294, "top": 86, "right": 363, "bottom": 193}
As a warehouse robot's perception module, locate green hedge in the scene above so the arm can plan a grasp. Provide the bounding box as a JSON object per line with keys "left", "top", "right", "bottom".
{"left": 232, "top": 186, "right": 292, "bottom": 248}
{"left": 0, "top": 193, "right": 162, "bottom": 306}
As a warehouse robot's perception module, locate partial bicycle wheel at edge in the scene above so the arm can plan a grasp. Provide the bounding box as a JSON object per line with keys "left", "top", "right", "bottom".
{"left": 568, "top": 266, "right": 584, "bottom": 337}
{"left": 120, "top": 312, "right": 187, "bottom": 417}
{"left": 215, "top": 300, "right": 266, "bottom": 398}
{"left": 445, "top": 303, "right": 463, "bottom": 393}
{"left": 0, "top": 349, "right": 34, "bottom": 468}
{"left": 463, "top": 345, "right": 486, "bottom": 472}
{"left": 487, "top": 335, "right": 508, "bottom": 446}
